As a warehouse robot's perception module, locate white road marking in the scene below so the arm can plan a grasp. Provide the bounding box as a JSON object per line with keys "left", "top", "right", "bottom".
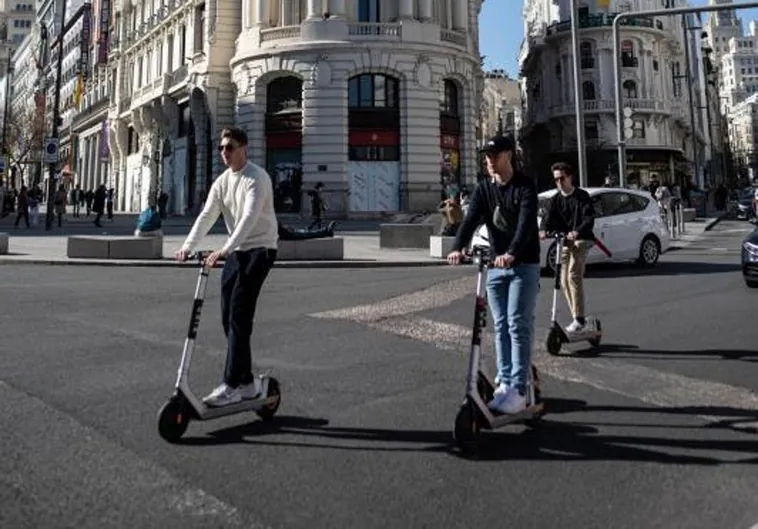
{"left": 310, "top": 276, "right": 475, "bottom": 322}
{"left": 366, "top": 316, "right": 758, "bottom": 427}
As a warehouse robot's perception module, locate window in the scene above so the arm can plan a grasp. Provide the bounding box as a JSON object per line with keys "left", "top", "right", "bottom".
{"left": 623, "top": 80, "right": 638, "bottom": 98}
{"left": 178, "top": 102, "right": 190, "bottom": 137}
{"left": 441, "top": 80, "right": 459, "bottom": 115}
{"left": 358, "top": 0, "right": 380, "bottom": 22}
{"left": 194, "top": 4, "right": 205, "bottom": 53}
{"left": 621, "top": 40, "right": 637, "bottom": 67}
{"left": 592, "top": 195, "right": 605, "bottom": 217}
{"left": 585, "top": 121, "right": 599, "bottom": 140}
{"left": 599, "top": 192, "right": 641, "bottom": 216}
{"left": 580, "top": 42, "right": 594, "bottom": 69}
{"left": 267, "top": 76, "right": 303, "bottom": 114}
{"left": 348, "top": 74, "right": 399, "bottom": 108}
{"left": 582, "top": 81, "right": 595, "bottom": 100}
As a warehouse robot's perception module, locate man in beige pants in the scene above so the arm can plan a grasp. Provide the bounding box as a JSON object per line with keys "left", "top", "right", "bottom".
{"left": 539, "top": 162, "right": 596, "bottom": 333}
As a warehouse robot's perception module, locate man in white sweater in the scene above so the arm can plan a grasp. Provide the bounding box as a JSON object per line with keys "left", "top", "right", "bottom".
{"left": 175, "top": 127, "right": 279, "bottom": 407}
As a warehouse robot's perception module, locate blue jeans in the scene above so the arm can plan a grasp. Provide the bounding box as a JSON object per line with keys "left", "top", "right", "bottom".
{"left": 486, "top": 263, "right": 540, "bottom": 394}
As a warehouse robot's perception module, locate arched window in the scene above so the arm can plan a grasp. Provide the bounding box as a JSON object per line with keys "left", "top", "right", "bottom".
{"left": 621, "top": 40, "right": 637, "bottom": 67}
{"left": 440, "top": 79, "right": 462, "bottom": 194}
{"left": 623, "top": 80, "right": 638, "bottom": 98}
{"left": 348, "top": 73, "right": 399, "bottom": 109}
{"left": 265, "top": 75, "right": 303, "bottom": 214}
{"left": 441, "top": 80, "right": 459, "bottom": 115}
{"left": 582, "top": 81, "right": 596, "bottom": 100}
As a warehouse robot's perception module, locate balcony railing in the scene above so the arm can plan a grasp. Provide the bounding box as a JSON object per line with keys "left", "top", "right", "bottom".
{"left": 550, "top": 98, "right": 667, "bottom": 115}
{"left": 440, "top": 29, "right": 466, "bottom": 46}
{"left": 168, "top": 65, "right": 188, "bottom": 88}
{"left": 546, "top": 13, "right": 664, "bottom": 36}
{"left": 261, "top": 25, "right": 301, "bottom": 42}
{"left": 348, "top": 22, "right": 401, "bottom": 38}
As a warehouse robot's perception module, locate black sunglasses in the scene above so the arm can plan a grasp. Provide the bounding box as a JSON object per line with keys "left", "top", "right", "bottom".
{"left": 217, "top": 143, "right": 238, "bottom": 153}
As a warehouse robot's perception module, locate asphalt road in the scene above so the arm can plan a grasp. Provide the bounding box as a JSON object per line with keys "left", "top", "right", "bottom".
{"left": 0, "top": 220, "right": 756, "bottom": 529}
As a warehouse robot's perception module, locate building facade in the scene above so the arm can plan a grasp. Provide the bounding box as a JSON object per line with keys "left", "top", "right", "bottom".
{"left": 519, "top": 0, "right": 711, "bottom": 190}
{"left": 107, "top": 0, "right": 484, "bottom": 215}
{"left": 479, "top": 70, "right": 521, "bottom": 147}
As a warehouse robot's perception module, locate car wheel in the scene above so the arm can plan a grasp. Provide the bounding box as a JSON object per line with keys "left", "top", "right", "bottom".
{"left": 637, "top": 235, "right": 660, "bottom": 267}
{"left": 746, "top": 279, "right": 758, "bottom": 289}
{"left": 545, "top": 242, "right": 558, "bottom": 275}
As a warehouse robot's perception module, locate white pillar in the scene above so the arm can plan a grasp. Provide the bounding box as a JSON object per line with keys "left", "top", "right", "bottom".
{"left": 398, "top": 0, "right": 414, "bottom": 20}
{"left": 255, "top": 0, "right": 270, "bottom": 26}
{"left": 242, "top": 0, "right": 250, "bottom": 27}
{"left": 281, "top": 0, "right": 293, "bottom": 25}
{"left": 419, "top": 0, "right": 432, "bottom": 22}
{"left": 307, "top": 0, "right": 320, "bottom": 19}
{"left": 329, "top": 0, "right": 345, "bottom": 16}
{"left": 453, "top": 0, "right": 467, "bottom": 31}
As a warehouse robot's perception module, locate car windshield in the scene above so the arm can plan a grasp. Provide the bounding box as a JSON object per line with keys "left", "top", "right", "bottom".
{"left": 740, "top": 188, "right": 755, "bottom": 199}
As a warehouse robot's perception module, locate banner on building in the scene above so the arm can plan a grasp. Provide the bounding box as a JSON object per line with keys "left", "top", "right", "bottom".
{"left": 95, "top": 0, "right": 111, "bottom": 65}
{"left": 100, "top": 120, "right": 110, "bottom": 163}
{"left": 80, "top": 3, "right": 92, "bottom": 78}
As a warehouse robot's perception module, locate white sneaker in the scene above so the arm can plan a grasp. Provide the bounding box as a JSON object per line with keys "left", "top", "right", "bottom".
{"left": 491, "top": 390, "right": 527, "bottom": 415}
{"left": 203, "top": 381, "right": 261, "bottom": 408}
{"left": 566, "top": 320, "right": 585, "bottom": 333}
{"left": 487, "top": 386, "right": 512, "bottom": 410}
{"left": 493, "top": 382, "right": 509, "bottom": 396}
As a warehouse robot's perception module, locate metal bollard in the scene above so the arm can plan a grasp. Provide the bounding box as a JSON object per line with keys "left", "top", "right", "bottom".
{"left": 678, "top": 203, "right": 685, "bottom": 235}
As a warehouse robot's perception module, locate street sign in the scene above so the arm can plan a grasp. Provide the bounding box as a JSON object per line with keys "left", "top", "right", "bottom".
{"left": 43, "top": 137, "right": 59, "bottom": 164}
{"left": 623, "top": 107, "right": 633, "bottom": 118}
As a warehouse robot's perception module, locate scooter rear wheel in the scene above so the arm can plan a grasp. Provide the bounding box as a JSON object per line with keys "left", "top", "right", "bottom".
{"left": 588, "top": 319, "right": 602, "bottom": 348}
{"left": 546, "top": 328, "right": 563, "bottom": 356}
{"left": 255, "top": 377, "right": 281, "bottom": 421}
{"left": 158, "top": 396, "right": 190, "bottom": 443}
{"left": 453, "top": 399, "right": 481, "bottom": 454}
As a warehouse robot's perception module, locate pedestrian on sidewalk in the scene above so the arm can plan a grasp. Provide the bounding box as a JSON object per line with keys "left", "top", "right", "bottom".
{"left": 13, "top": 186, "right": 29, "bottom": 229}
{"left": 54, "top": 185, "right": 67, "bottom": 228}
{"left": 92, "top": 185, "right": 106, "bottom": 227}
{"left": 539, "top": 162, "right": 596, "bottom": 333}
{"left": 175, "top": 126, "right": 278, "bottom": 408}
{"left": 446, "top": 135, "right": 541, "bottom": 415}
{"left": 106, "top": 188, "right": 115, "bottom": 221}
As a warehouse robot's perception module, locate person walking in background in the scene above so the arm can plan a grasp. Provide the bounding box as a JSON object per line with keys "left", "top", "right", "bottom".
{"left": 106, "top": 188, "right": 115, "bottom": 221}
{"left": 92, "top": 185, "right": 106, "bottom": 227}
{"left": 13, "top": 186, "right": 29, "bottom": 229}
{"left": 54, "top": 184, "right": 67, "bottom": 228}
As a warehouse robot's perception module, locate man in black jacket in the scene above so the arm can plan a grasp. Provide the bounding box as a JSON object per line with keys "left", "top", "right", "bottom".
{"left": 447, "top": 136, "right": 541, "bottom": 415}
{"left": 539, "top": 162, "right": 595, "bottom": 333}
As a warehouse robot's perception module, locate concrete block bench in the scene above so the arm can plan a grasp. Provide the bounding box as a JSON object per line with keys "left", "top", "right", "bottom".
{"left": 682, "top": 208, "right": 697, "bottom": 222}
{"left": 0, "top": 232, "right": 8, "bottom": 255}
{"left": 67, "top": 235, "right": 163, "bottom": 259}
{"left": 277, "top": 237, "right": 344, "bottom": 260}
{"left": 430, "top": 235, "right": 456, "bottom": 258}
{"left": 379, "top": 223, "right": 435, "bottom": 249}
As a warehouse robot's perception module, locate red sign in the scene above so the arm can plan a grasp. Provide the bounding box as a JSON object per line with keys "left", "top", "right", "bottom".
{"left": 266, "top": 132, "right": 302, "bottom": 149}
{"left": 348, "top": 130, "right": 399, "bottom": 146}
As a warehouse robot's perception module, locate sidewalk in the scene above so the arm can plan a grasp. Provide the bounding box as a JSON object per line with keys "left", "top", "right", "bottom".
{"left": 667, "top": 214, "right": 724, "bottom": 249}
{"left": 0, "top": 213, "right": 443, "bottom": 268}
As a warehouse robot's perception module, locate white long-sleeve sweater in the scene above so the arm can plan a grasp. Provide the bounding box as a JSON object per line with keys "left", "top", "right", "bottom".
{"left": 180, "top": 161, "right": 278, "bottom": 255}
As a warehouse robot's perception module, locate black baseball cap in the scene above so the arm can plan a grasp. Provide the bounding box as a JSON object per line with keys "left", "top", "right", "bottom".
{"left": 480, "top": 135, "right": 516, "bottom": 155}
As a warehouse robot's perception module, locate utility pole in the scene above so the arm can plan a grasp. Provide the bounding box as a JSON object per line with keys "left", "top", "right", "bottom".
{"left": 1, "top": 65, "right": 11, "bottom": 186}
{"left": 682, "top": 15, "right": 700, "bottom": 188}
{"left": 569, "top": 0, "right": 588, "bottom": 187}
{"left": 45, "top": 0, "right": 67, "bottom": 231}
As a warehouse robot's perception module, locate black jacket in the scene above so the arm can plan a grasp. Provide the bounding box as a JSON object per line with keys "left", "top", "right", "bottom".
{"left": 452, "top": 173, "right": 540, "bottom": 265}
{"left": 540, "top": 188, "right": 595, "bottom": 241}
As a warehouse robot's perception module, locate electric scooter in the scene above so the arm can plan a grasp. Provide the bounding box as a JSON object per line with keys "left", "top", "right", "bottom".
{"left": 453, "top": 245, "right": 545, "bottom": 454}
{"left": 544, "top": 233, "right": 602, "bottom": 355}
{"left": 157, "top": 252, "right": 281, "bottom": 443}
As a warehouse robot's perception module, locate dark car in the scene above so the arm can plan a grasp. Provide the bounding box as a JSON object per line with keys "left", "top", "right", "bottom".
{"left": 736, "top": 188, "right": 756, "bottom": 220}
{"left": 742, "top": 227, "right": 758, "bottom": 288}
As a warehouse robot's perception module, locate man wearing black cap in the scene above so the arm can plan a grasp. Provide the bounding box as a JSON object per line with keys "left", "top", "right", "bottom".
{"left": 447, "top": 135, "right": 541, "bottom": 415}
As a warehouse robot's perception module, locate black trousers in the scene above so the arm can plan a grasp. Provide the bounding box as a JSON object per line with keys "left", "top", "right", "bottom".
{"left": 220, "top": 247, "right": 277, "bottom": 386}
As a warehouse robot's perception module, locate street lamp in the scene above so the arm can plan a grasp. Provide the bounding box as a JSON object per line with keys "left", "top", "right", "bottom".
{"left": 1, "top": 63, "right": 13, "bottom": 187}
{"left": 569, "top": 0, "right": 588, "bottom": 187}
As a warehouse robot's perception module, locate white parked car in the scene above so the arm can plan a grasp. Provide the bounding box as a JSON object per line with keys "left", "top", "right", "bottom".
{"left": 472, "top": 187, "right": 671, "bottom": 272}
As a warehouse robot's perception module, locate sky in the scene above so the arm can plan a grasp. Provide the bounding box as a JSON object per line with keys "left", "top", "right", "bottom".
{"left": 478, "top": 0, "right": 758, "bottom": 78}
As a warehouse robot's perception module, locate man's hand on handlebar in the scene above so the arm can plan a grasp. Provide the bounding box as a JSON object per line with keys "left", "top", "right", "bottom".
{"left": 493, "top": 253, "right": 515, "bottom": 268}
{"left": 539, "top": 230, "right": 547, "bottom": 240}
{"left": 447, "top": 250, "right": 464, "bottom": 265}
{"left": 174, "top": 249, "right": 189, "bottom": 262}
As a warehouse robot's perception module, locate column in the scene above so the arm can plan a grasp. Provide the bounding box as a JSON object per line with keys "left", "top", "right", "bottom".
{"left": 453, "top": 0, "right": 467, "bottom": 30}
{"left": 329, "top": 0, "right": 345, "bottom": 17}
{"left": 281, "top": 0, "right": 293, "bottom": 25}
{"left": 242, "top": 0, "right": 250, "bottom": 27}
{"left": 419, "top": 0, "right": 432, "bottom": 22}
{"left": 398, "top": 0, "right": 414, "bottom": 20}
{"left": 307, "top": 0, "right": 320, "bottom": 19}
{"left": 255, "top": 0, "right": 270, "bottom": 26}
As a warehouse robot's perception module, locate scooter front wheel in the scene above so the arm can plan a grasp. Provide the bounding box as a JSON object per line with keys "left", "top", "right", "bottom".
{"left": 158, "top": 396, "right": 190, "bottom": 443}
{"left": 453, "top": 399, "right": 482, "bottom": 455}
{"left": 546, "top": 328, "right": 563, "bottom": 356}
{"left": 255, "top": 377, "right": 281, "bottom": 421}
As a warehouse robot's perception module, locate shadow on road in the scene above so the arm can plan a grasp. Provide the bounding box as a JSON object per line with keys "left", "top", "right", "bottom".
{"left": 577, "top": 343, "right": 758, "bottom": 362}
{"left": 585, "top": 261, "right": 742, "bottom": 278}
{"left": 174, "top": 400, "right": 757, "bottom": 465}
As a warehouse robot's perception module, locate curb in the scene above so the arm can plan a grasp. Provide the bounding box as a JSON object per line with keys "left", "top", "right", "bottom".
{"left": 0, "top": 256, "right": 449, "bottom": 269}
{"left": 704, "top": 214, "right": 726, "bottom": 232}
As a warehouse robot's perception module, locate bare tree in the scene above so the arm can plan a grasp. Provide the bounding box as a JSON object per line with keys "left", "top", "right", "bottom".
{"left": 4, "top": 105, "right": 45, "bottom": 184}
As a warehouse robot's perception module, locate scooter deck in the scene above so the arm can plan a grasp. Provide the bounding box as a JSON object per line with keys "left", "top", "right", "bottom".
{"left": 187, "top": 393, "right": 279, "bottom": 421}
{"left": 481, "top": 403, "right": 544, "bottom": 430}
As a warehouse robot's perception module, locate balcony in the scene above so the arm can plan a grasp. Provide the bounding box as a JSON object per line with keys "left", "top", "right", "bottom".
{"left": 348, "top": 22, "right": 401, "bottom": 38}
{"left": 550, "top": 98, "right": 668, "bottom": 116}
{"left": 260, "top": 25, "right": 301, "bottom": 43}
{"left": 440, "top": 29, "right": 466, "bottom": 47}
{"left": 546, "top": 13, "right": 665, "bottom": 37}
